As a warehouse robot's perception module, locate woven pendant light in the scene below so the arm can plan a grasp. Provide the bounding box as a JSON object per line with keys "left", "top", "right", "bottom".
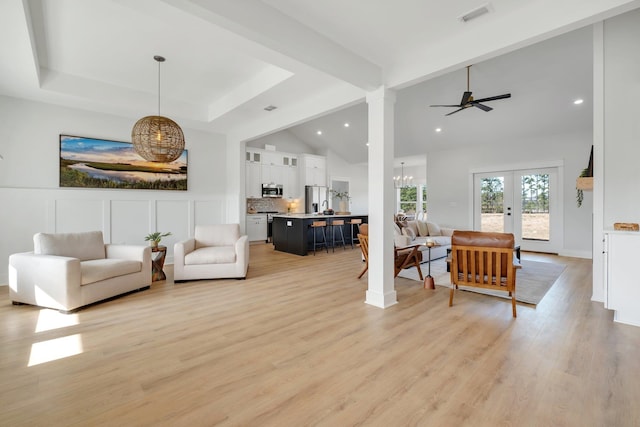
{"left": 132, "top": 55, "right": 185, "bottom": 163}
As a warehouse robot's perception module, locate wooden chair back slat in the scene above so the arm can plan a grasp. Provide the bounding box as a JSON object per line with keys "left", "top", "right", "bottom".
{"left": 448, "top": 230, "right": 519, "bottom": 317}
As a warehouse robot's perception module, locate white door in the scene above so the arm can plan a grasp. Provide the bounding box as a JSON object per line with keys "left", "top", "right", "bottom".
{"left": 474, "top": 167, "right": 561, "bottom": 253}
{"left": 474, "top": 172, "right": 514, "bottom": 234}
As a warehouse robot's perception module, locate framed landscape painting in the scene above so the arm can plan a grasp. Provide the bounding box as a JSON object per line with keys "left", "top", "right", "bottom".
{"left": 59, "top": 135, "right": 187, "bottom": 190}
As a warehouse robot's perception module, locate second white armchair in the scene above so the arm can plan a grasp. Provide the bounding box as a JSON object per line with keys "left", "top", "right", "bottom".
{"left": 174, "top": 224, "right": 249, "bottom": 282}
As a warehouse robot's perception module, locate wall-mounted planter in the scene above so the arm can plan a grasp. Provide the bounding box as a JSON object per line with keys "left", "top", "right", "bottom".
{"left": 576, "top": 177, "right": 593, "bottom": 191}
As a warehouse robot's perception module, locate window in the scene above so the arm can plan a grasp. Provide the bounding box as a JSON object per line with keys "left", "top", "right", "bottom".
{"left": 398, "top": 185, "right": 427, "bottom": 215}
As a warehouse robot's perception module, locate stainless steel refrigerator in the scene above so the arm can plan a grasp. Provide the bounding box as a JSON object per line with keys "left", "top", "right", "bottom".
{"left": 305, "top": 185, "right": 328, "bottom": 213}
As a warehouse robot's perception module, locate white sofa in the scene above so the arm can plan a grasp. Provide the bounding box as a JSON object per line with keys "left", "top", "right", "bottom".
{"left": 173, "top": 224, "right": 249, "bottom": 281}
{"left": 393, "top": 220, "right": 454, "bottom": 261}
{"left": 9, "top": 231, "right": 151, "bottom": 312}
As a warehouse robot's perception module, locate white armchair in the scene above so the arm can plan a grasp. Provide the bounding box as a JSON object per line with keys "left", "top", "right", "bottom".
{"left": 174, "top": 224, "right": 249, "bottom": 281}
{"left": 9, "top": 231, "right": 151, "bottom": 312}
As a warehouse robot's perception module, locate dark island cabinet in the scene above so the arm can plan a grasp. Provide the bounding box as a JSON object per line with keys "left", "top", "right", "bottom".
{"left": 272, "top": 215, "right": 368, "bottom": 256}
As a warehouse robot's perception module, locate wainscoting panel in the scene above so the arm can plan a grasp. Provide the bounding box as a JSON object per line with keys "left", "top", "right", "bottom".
{"left": 195, "top": 200, "right": 226, "bottom": 227}
{"left": 156, "top": 200, "right": 190, "bottom": 251}
{"left": 55, "top": 199, "right": 104, "bottom": 233}
{"left": 111, "top": 200, "right": 151, "bottom": 245}
{"left": 0, "top": 188, "right": 233, "bottom": 284}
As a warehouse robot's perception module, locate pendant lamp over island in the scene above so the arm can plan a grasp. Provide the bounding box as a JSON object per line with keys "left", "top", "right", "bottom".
{"left": 132, "top": 55, "right": 185, "bottom": 163}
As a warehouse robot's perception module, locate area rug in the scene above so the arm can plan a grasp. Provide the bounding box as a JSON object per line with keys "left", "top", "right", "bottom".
{"left": 397, "top": 259, "right": 566, "bottom": 305}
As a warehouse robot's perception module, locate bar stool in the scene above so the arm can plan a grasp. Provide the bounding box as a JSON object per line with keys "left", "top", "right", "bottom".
{"left": 310, "top": 220, "right": 328, "bottom": 255}
{"left": 347, "top": 218, "right": 362, "bottom": 249}
{"left": 328, "top": 219, "right": 346, "bottom": 252}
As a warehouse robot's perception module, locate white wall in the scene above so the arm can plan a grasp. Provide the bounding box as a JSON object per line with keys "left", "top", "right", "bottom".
{"left": 602, "top": 9, "right": 640, "bottom": 227}
{"left": 427, "top": 131, "right": 593, "bottom": 257}
{"left": 0, "top": 96, "right": 228, "bottom": 283}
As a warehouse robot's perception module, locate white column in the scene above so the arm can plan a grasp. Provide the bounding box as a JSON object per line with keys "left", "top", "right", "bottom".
{"left": 365, "top": 86, "right": 397, "bottom": 308}
{"left": 226, "top": 137, "right": 245, "bottom": 226}
{"left": 592, "top": 21, "right": 605, "bottom": 302}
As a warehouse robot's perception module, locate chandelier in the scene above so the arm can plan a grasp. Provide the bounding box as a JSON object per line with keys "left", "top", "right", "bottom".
{"left": 132, "top": 55, "right": 185, "bottom": 163}
{"left": 394, "top": 162, "right": 413, "bottom": 188}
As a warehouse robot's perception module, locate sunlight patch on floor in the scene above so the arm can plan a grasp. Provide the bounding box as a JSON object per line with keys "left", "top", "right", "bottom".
{"left": 28, "top": 334, "right": 83, "bottom": 367}
{"left": 35, "top": 309, "right": 79, "bottom": 333}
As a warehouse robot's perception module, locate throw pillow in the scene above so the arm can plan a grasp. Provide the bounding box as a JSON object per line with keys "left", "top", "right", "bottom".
{"left": 405, "top": 220, "right": 419, "bottom": 237}
{"left": 427, "top": 222, "right": 442, "bottom": 236}
{"left": 402, "top": 227, "right": 416, "bottom": 241}
{"left": 416, "top": 220, "right": 429, "bottom": 237}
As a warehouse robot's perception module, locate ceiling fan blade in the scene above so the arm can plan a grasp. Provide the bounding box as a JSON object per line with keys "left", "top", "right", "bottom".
{"left": 460, "top": 91, "right": 472, "bottom": 105}
{"left": 445, "top": 107, "right": 466, "bottom": 116}
{"left": 472, "top": 93, "right": 511, "bottom": 103}
{"left": 430, "top": 104, "right": 462, "bottom": 108}
{"left": 473, "top": 103, "right": 493, "bottom": 112}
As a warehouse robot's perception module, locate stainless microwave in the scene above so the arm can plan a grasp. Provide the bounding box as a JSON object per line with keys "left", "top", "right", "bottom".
{"left": 262, "top": 184, "right": 283, "bottom": 198}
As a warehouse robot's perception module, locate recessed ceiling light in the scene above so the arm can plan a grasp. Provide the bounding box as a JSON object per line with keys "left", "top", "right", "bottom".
{"left": 263, "top": 105, "right": 277, "bottom": 111}
{"left": 435, "top": 128, "right": 442, "bottom": 133}
{"left": 574, "top": 99, "right": 584, "bottom": 105}
{"left": 344, "top": 122, "right": 350, "bottom": 128}
{"left": 366, "top": 142, "right": 369, "bottom": 146}
{"left": 316, "top": 130, "right": 322, "bottom": 135}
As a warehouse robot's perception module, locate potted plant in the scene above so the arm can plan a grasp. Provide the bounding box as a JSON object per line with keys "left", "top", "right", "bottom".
{"left": 145, "top": 231, "right": 172, "bottom": 248}
{"left": 330, "top": 189, "right": 350, "bottom": 213}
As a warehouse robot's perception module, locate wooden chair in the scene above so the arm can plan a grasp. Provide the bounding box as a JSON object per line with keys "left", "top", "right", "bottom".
{"left": 357, "top": 224, "right": 369, "bottom": 278}
{"left": 448, "top": 230, "right": 521, "bottom": 317}
{"left": 356, "top": 223, "right": 424, "bottom": 280}
{"left": 394, "top": 244, "right": 424, "bottom": 280}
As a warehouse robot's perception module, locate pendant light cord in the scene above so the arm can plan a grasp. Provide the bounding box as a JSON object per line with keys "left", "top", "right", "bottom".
{"left": 157, "top": 59, "right": 161, "bottom": 117}
{"left": 153, "top": 55, "right": 166, "bottom": 117}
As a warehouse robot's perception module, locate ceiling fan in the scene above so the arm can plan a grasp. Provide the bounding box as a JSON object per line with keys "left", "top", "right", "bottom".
{"left": 430, "top": 65, "right": 511, "bottom": 116}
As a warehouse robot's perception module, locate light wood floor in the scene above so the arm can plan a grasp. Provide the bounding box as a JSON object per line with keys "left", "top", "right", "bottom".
{"left": 1, "top": 244, "right": 639, "bottom": 426}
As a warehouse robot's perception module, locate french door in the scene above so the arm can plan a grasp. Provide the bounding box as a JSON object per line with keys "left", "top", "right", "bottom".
{"left": 473, "top": 167, "right": 561, "bottom": 253}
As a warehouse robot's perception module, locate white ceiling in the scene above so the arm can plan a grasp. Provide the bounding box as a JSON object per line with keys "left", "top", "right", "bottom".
{"left": 276, "top": 25, "right": 595, "bottom": 164}
{"left": 2, "top": 0, "right": 639, "bottom": 163}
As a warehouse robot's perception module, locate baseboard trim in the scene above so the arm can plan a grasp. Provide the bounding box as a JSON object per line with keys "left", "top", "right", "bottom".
{"left": 558, "top": 249, "right": 592, "bottom": 259}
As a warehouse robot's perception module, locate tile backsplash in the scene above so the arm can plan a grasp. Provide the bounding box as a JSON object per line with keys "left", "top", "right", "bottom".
{"left": 246, "top": 198, "right": 290, "bottom": 213}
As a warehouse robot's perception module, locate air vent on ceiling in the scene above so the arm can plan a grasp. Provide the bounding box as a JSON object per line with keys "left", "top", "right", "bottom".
{"left": 264, "top": 105, "right": 277, "bottom": 111}
{"left": 459, "top": 3, "right": 492, "bottom": 22}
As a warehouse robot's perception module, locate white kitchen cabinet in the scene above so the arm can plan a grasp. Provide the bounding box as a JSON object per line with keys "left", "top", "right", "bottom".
{"left": 245, "top": 162, "right": 262, "bottom": 198}
{"left": 301, "top": 154, "right": 326, "bottom": 186}
{"left": 246, "top": 149, "right": 262, "bottom": 163}
{"left": 283, "top": 155, "right": 297, "bottom": 167}
{"left": 261, "top": 151, "right": 280, "bottom": 166}
{"left": 604, "top": 231, "right": 640, "bottom": 327}
{"left": 261, "top": 151, "right": 285, "bottom": 185}
{"left": 246, "top": 214, "right": 268, "bottom": 242}
{"left": 262, "top": 163, "right": 284, "bottom": 186}
{"left": 283, "top": 165, "right": 299, "bottom": 199}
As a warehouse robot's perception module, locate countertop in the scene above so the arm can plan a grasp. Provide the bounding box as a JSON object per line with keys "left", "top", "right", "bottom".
{"left": 272, "top": 213, "right": 367, "bottom": 219}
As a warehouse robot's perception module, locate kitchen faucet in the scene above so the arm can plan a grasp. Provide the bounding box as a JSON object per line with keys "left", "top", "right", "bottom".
{"left": 322, "top": 200, "right": 328, "bottom": 208}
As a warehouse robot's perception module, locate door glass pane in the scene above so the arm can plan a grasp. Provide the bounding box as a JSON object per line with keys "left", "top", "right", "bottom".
{"left": 481, "top": 177, "right": 504, "bottom": 232}
{"left": 520, "top": 174, "right": 550, "bottom": 241}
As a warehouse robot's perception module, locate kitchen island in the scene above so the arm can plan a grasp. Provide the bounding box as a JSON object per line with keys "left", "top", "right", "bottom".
{"left": 272, "top": 214, "right": 368, "bottom": 256}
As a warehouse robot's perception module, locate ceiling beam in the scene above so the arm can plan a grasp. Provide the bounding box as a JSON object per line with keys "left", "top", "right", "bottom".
{"left": 161, "top": 0, "right": 382, "bottom": 91}
{"left": 0, "top": 0, "right": 41, "bottom": 95}
{"left": 207, "top": 65, "right": 293, "bottom": 122}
